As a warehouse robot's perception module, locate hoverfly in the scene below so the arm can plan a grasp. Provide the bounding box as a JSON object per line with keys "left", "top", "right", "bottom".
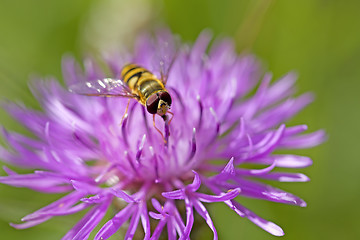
{"left": 68, "top": 60, "right": 176, "bottom": 142}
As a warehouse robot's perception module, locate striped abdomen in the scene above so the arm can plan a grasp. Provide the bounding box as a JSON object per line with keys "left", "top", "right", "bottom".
{"left": 120, "top": 64, "right": 165, "bottom": 105}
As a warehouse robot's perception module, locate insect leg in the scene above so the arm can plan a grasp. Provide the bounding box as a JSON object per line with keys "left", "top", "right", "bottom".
{"left": 120, "top": 99, "right": 131, "bottom": 125}
{"left": 153, "top": 114, "right": 166, "bottom": 143}
{"left": 167, "top": 111, "right": 174, "bottom": 125}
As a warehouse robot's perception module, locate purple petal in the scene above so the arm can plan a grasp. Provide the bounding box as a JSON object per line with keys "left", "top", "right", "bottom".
{"left": 283, "top": 125, "right": 308, "bottom": 136}
{"left": 190, "top": 30, "right": 212, "bottom": 62}
{"left": 171, "top": 203, "right": 186, "bottom": 233}
{"left": 279, "top": 130, "right": 327, "bottom": 149}
{"left": 44, "top": 203, "right": 90, "bottom": 217}
{"left": 151, "top": 198, "right": 163, "bottom": 213}
{"left": 0, "top": 127, "right": 43, "bottom": 149}
{"left": 140, "top": 202, "right": 151, "bottom": 239}
{"left": 236, "top": 179, "right": 307, "bottom": 207}
{"left": 0, "top": 173, "right": 71, "bottom": 193}
{"left": 2, "top": 104, "right": 50, "bottom": 143}
{"left": 149, "top": 212, "right": 163, "bottom": 220}
{"left": 70, "top": 180, "right": 99, "bottom": 194}
{"left": 162, "top": 189, "right": 184, "bottom": 200}
{"left": 150, "top": 218, "right": 167, "bottom": 240}
{"left": 81, "top": 195, "right": 107, "bottom": 204}
{"left": 210, "top": 158, "right": 236, "bottom": 182}
{"left": 179, "top": 198, "right": 194, "bottom": 240}
{"left": 110, "top": 188, "right": 137, "bottom": 203}
{"left": 124, "top": 204, "right": 141, "bottom": 240}
{"left": 186, "top": 170, "right": 201, "bottom": 192}
{"left": 224, "top": 200, "right": 246, "bottom": 217}
{"left": 62, "top": 55, "right": 86, "bottom": 86}
{"left": 193, "top": 200, "right": 218, "bottom": 240}
{"left": 245, "top": 124, "right": 286, "bottom": 159}
{"left": 196, "top": 188, "right": 240, "bottom": 203}
{"left": 232, "top": 201, "right": 284, "bottom": 236}
{"left": 83, "top": 57, "right": 105, "bottom": 81}
{"left": 253, "top": 155, "right": 313, "bottom": 168}
{"left": 241, "top": 73, "right": 272, "bottom": 120}
{"left": 2, "top": 166, "right": 16, "bottom": 175}
{"left": 62, "top": 198, "right": 111, "bottom": 240}
{"left": 221, "top": 157, "right": 235, "bottom": 175}
{"left": 253, "top": 93, "right": 314, "bottom": 131}
{"left": 261, "top": 72, "right": 297, "bottom": 107}
{"left": 256, "top": 172, "right": 310, "bottom": 182}
{"left": 10, "top": 217, "right": 50, "bottom": 229}
{"left": 167, "top": 217, "right": 177, "bottom": 240}
{"left": 236, "top": 160, "right": 277, "bottom": 176}
{"left": 22, "top": 191, "right": 85, "bottom": 221}
{"left": 95, "top": 204, "right": 135, "bottom": 240}
{"left": 21, "top": 203, "right": 91, "bottom": 224}
{"left": 202, "top": 179, "right": 246, "bottom": 217}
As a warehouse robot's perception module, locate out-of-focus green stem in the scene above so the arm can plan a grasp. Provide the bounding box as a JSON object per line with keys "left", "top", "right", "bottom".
{"left": 236, "top": 0, "right": 274, "bottom": 51}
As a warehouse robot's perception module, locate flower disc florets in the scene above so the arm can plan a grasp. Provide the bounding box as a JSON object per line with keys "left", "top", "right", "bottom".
{"left": 0, "top": 30, "right": 325, "bottom": 239}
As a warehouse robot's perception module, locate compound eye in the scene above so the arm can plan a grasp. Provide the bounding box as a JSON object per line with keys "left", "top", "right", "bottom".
{"left": 146, "top": 94, "right": 160, "bottom": 114}
{"left": 159, "top": 91, "right": 172, "bottom": 106}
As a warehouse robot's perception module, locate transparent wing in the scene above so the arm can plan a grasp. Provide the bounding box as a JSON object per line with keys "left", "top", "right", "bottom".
{"left": 68, "top": 78, "right": 137, "bottom": 98}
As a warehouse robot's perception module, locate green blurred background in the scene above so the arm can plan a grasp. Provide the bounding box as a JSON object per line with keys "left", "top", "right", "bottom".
{"left": 0, "top": 0, "right": 359, "bottom": 239}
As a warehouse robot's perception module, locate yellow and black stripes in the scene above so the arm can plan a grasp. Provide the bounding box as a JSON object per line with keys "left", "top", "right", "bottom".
{"left": 120, "top": 64, "right": 165, "bottom": 104}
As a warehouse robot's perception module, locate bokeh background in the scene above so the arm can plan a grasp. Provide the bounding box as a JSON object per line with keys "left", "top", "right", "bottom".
{"left": 0, "top": 0, "right": 359, "bottom": 239}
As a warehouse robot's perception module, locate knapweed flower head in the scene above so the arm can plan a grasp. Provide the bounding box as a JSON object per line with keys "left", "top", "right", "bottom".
{"left": 0, "top": 30, "right": 325, "bottom": 239}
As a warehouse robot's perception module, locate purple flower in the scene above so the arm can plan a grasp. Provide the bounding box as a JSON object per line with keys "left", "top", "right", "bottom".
{"left": 0, "top": 30, "right": 325, "bottom": 239}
